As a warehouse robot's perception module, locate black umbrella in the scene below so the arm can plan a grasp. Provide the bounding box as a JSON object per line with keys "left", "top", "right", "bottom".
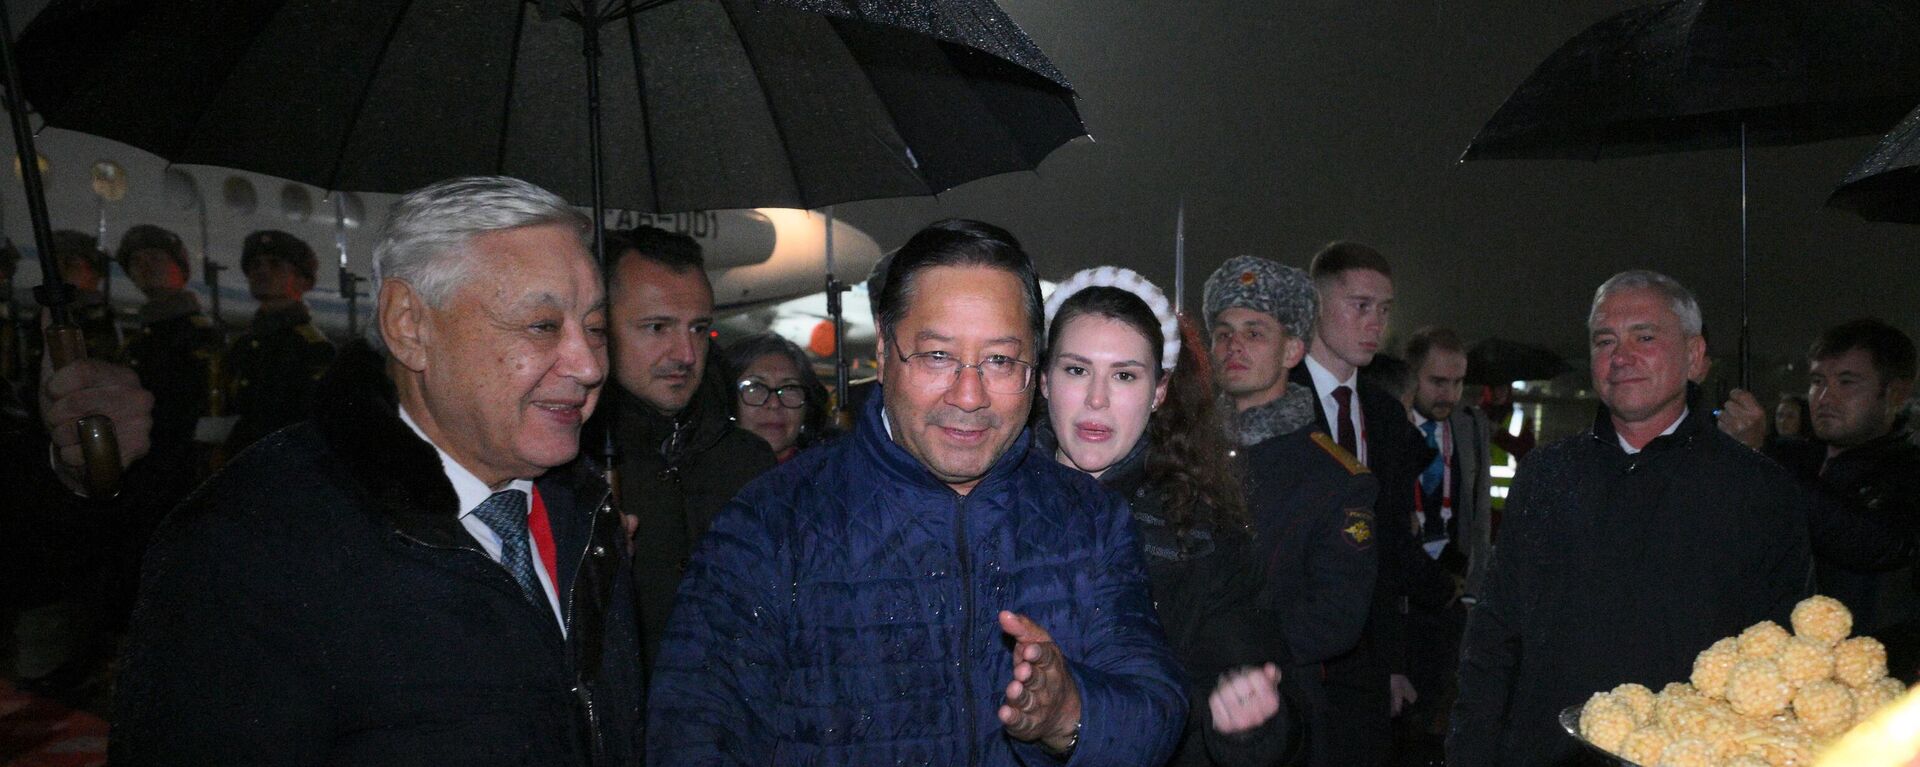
{"left": 1829, "top": 101, "right": 1920, "bottom": 224}
{"left": 13, "top": 0, "right": 1084, "bottom": 472}
{"left": 1465, "top": 338, "right": 1569, "bottom": 388}
{"left": 1462, "top": 0, "right": 1920, "bottom": 387}
{"left": 15, "top": 0, "right": 1083, "bottom": 215}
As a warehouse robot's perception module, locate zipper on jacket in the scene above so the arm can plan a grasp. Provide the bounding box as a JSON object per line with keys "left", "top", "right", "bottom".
{"left": 565, "top": 490, "right": 611, "bottom": 763}
{"left": 391, "top": 490, "right": 609, "bottom": 762}
{"left": 952, "top": 493, "right": 979, "bottom": 767}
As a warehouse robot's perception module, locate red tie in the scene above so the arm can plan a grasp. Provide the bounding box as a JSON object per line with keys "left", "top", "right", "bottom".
{"left": 1333, "top": 385, "right": 1359, "bottom": 458}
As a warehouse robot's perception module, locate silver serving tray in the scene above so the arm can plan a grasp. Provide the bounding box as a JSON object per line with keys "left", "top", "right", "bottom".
{"left": 1560, "top": 705, "right": 1642, "bottom": 767}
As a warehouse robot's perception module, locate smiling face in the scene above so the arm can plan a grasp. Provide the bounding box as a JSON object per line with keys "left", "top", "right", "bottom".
{"left": 878, "top": 265, "right": 1035, "bottom": 494}
{"left": 387, "top": 223, "right": 608, "bottom": 486}
{"left": 1044, "top": 315, "right": 1168, "bottom": 478}
{"left": 1588, "top": 286, "right": 1705, "bottom": 432}
{"left": 736, "top": 352, "right": 807, "bottom": 456}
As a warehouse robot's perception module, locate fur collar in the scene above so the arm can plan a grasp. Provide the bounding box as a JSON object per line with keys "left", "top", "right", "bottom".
{"left": 311, "top": 341, "right": 472, "bottom": 547}
{"left": 1220, "top": 381, "right": 1318, "bottom": 447}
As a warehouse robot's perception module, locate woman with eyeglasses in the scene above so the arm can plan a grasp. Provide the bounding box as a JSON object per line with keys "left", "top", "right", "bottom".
{"left": 723, "top": 333, "right": 832, "bottom": 462}
{"left": 1037, "top": 268, "right": 1303, "bottom": 766}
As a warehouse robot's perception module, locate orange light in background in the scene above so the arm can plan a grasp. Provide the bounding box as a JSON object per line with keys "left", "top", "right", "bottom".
{"left": 808, "top": 320, "right": 836, "bottom": 358}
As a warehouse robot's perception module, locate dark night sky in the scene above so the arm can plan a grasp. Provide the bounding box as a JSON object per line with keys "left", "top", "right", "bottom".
{"left": 837, "top": 0, "right": 1920, "bottom": 369}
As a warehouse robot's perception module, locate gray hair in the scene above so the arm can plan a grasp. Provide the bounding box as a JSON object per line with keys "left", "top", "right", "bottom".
{"left": 1588, "top": 270, "right": 1704, "bottom": 336}
{"left": 367, "top": 176, "right": 592, "bottom": 351}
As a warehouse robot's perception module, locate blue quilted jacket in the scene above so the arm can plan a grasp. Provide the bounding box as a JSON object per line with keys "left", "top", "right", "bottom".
{"left": 647, "top": 394, "right": 1187, "bottom": 766}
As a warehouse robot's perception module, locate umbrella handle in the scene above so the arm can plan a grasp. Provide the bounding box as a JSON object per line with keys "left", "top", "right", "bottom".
{"left": 46, "top": 326, "right": 123, "bottom": 498}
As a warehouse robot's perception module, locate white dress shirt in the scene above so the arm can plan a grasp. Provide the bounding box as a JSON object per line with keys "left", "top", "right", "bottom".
{"left": 1305, "top": 354, "right": 1367, "bottom": 466}
{"left": 398, "top": 406, "right": 567, "bottom": 635}
{"left": 1618, "top": 407, "right": 1688, "bottom": 456}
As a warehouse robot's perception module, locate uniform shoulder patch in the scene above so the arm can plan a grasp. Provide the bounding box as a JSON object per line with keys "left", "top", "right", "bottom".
{"left": 1341, "top": 508, "right": 1375, "bottom": 549}
{"left": 1310, "top": 432, "right": 1370, "bottom": 476}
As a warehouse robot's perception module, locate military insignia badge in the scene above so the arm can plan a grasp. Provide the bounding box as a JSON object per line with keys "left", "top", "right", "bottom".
{"left": 1239, "top": 270, "right": 1257, "bottom": 285}
{"left": 1342, "top": 508, "right": 1374, "bottom": 549}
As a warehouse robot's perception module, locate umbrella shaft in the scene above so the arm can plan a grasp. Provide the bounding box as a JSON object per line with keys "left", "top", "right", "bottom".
{"left": 0, "top": 2, "right": 69, "bottom": 321}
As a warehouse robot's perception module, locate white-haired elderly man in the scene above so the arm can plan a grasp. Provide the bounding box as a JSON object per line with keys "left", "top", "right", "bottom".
{"left": 111, "top": 177, "right": 643, "bottom": 766}
{"left": 1448, "top": 270, "right": 1812, "bottom": 766}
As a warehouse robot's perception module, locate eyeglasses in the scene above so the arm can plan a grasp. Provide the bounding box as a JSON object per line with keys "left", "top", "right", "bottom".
{"left": 737, "top": 380, "right": 809, "bottom": 409}
{"left": 892, "top": 347, "right": 1035, "bottom": 394}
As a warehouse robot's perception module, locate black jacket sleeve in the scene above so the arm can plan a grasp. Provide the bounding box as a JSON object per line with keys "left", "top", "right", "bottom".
{"left": 1279, "top": 471, "right": 1380, "bottom": 666}
{"left": 1447, "top": 454, "right": 1538, "bottom": 767}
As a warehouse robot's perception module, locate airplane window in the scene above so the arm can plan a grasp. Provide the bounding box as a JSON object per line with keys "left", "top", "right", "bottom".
{"left": 11, "top": 151, "right": 49, "bottom": 180}
{"left": 163, "top": 168, "right": 202, "bottom": 211}
{"left": 91, "top": 161, "right": 128, "bottom": 202}
{"left": 223, "top": 176, "right": 258, "bottom": 215}
{"left": 280, "top": 184, "right": 312, "bottom": 222}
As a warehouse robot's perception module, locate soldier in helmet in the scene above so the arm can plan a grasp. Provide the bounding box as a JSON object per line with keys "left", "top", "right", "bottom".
{"left": 53, "top": 229, "right": 123, "bottom": 362}
{"left": 117, "top": 224, "right": 223, "bottom": 460}
{"left": 222, "top": 230, "right": 334, "bottom": 453}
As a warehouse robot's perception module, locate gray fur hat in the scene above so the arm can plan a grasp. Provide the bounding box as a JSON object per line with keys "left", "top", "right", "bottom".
{"left": 1202, "top": 255, "right": 1317, "bottom": 344}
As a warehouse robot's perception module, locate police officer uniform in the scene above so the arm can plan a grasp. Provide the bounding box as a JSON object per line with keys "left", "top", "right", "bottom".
{"left": 1206, "top": 256, "right": 1380, "bottom": 767}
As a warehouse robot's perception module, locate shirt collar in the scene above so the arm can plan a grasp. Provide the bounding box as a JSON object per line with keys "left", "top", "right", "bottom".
{"left": 397, "top": 405, "right": 535, "bottom": 517}
{"left": 1618, "top": 407, "right": 1688, "bottom": 455}
{"left": 1304, "top": 354, "right": 1356, "bottom": 400}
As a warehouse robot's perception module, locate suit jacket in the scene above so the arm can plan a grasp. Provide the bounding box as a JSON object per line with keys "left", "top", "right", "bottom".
{"left": 1290, "top": 363, "right": 1446, "bottom": 675}
{"left": 1447, "top": 406, "right": 1497, "bottom": 600}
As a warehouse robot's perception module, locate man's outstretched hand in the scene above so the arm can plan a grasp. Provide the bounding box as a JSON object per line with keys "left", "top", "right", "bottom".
{"left": 997, "top": 610, "right": 1082, "bottom": 754}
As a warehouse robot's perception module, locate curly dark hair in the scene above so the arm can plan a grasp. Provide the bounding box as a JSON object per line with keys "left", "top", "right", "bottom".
{"left": 1047, "top": 287, "right": 1247, "bottom": 534}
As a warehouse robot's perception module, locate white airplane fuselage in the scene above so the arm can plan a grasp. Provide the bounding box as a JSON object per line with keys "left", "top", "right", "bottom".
{"left": 2, "top": 127, "right": 882, "bottom": 339}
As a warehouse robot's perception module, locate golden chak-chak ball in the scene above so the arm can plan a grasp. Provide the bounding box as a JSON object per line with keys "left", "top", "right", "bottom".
{"left": 1724, "top": 757, "right": 1771, "bottom": 767}
{"left": 1578, "top": 693, "right": 1637, "bottom": 753}
{"left": 1739, "top": 621, "right": 1793, "bottom": 659}
{"left": 1611, "top": 682, "right": 1658, "bottom": 726}
{"left": 1655, "top": 737, "right": 1714, "bottom": 767}
{"left": 1791, "top": 679, "right": 1857, "bottom": 737}
{"left": 1660, "top": 681, "right": 1698, "bottom": 699}
{"left": 1851, "top": 676, "right": 1906, "bottom": 725}
{"left": 1772, "top": 636, "right": 1836, "bottom": 688}
{"left": 1619, "top": 726, "right": 1674, "bottom": 766}
{"left": 1832, "top": 636, "right": 1888, "bottom": 689}
{"left": 1724, "top": 658, "right": 1794, "bottom": 718}
{"left": 1692, "top": 642, "right": 1741, "bottom": 699}
{"left": 1790, "top": 595, "right": 1852, "bottom": 647}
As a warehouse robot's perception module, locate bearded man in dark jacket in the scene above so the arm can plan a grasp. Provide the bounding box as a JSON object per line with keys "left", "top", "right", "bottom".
{"left": 1449, "top": 270, "right": 1812, "bottom": 767}
{"left": 111, "top": 177, "right": 643, "bottom": 766}
{"left": 593, "top": 225, "right": 775, "bottom": 675}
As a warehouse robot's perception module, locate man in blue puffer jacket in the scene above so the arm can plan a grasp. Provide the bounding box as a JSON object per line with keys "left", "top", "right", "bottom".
{"left": 648, "top": 219, "right": 1187, "bottom": 766}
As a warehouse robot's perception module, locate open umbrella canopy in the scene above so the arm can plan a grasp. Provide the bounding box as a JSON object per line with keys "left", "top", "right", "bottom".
{"left": 1829, "top": 101, "right": 1920, "bottom": 224}
{"left": 15, "top": 0, "right": 1085, "bottom": 214}
{"left": 1462, "top": 0, "right": 1920, "bottom": 162}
